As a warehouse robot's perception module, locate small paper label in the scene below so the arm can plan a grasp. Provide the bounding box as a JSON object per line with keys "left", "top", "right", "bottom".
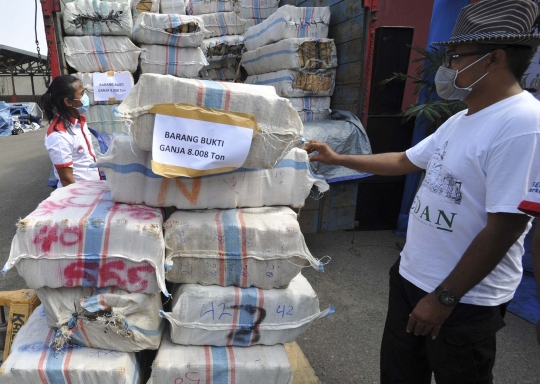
{"left": 93, "top": 72, "right": 132, "bottom": 102}
{"left": 151, "top": 104, "right": 257, "bottom": 178}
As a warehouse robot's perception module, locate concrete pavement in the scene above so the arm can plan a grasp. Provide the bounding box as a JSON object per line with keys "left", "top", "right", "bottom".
{"left": 0, "top": 129, "right": 539, "bottom": 383}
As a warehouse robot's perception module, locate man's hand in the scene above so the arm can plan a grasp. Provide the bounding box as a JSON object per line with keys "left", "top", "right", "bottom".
{"left": 406, "top": 292, "right": 454, "bottom": 339}
{"left": 302, "top": 140, "right": 341, "bottom": 165}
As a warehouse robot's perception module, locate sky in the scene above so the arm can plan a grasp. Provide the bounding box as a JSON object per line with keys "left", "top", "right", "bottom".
{"left": 0, "top": 0, "right": 48, "bottom": 55}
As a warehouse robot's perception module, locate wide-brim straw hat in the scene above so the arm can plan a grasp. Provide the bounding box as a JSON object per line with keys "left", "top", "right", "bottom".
{"left": 433, "top": 0, "right": 540, "bottom": 47}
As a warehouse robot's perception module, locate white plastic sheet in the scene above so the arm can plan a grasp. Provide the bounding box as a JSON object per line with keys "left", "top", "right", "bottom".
{"left": 161, "top": 273, "right": 334, "bottom": 345}
{"left": 96, "top": 135, "right": 329, "bottom": 209}
{"left": 0, "top": 305, "right": 142, "bottom": 384}
{"left": 148, "top": 332, "right": 293, "bottom": 384}
{"left": 164, "top": 207, "right": 322, "bottom": 288}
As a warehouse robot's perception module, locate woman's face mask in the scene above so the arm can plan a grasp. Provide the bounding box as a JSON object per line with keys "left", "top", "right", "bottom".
{"left": 72, "top": 94, "right": 90, "bottom": 114}
{"left": 435, "top": 52, "right": 491, "bottom": 101}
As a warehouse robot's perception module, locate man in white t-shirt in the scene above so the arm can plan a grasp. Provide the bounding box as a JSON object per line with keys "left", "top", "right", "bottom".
{"left": 304, "top": 1, "right": 540, "bottom": 382}
{"left": 518, "top": 172, "right": 540, "bottom": 345}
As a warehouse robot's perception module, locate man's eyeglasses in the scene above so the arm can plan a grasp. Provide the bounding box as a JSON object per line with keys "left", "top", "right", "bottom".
{"left": 443, "top": 50, "right": 496, "bottom": 68}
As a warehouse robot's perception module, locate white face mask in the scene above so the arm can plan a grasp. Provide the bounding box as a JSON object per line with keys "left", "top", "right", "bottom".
{"left": 435, "top": 53, "right": 491, "bottom": 101}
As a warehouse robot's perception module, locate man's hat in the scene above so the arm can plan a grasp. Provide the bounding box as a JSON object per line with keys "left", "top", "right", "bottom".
{"left": 433, "top": 0, "right": 540, "bottom": 47}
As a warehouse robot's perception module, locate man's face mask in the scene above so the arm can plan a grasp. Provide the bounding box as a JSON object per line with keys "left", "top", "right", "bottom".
{"left": 435, "top": 52, "right": 491, "bottom": 101}
{"left": 72, "top": 94, "right": 90, "bottom": 114}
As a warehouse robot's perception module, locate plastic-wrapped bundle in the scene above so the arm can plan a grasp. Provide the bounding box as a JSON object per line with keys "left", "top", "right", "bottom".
{"left": 132, "top": 0, "right": 160, "bottom": 16}
{"left": 199, "top": 66, "right": 238, "bottom": 80}
{"left": 86, "top": 104, "right": 128, "bottom": 134}
{"left": 96, "top": 135, "right": 329, "bottom": 209}
{"left": 140, "top": 44, "right": 208, "bottom": 77}
{"left": 72, "top": 71, "right": 134, "bottom": 105}
{"left": 242, "top": 38, "right": 337, "bottom": 75}
{"left": 63, "top": 0, "right": 133, "bottom": 37}
{"left": 148, "top": 333, "right": 293, "bottom": 384}
{"left": 132, "top": 12, "right": 206, "bottom": 47}
{"left": 186, "top": 0, "right": 239, "bottom": 15}
{"left": 64, "top": 36, "right": 143, "bottom": 73}
{"left": 239, "top": 0, "right": 279, "bottom": 19}
{"left": 160, "top": 0, "right": 186, "bottom": 14}
{"left": 3, "top": 181, "right": 168, "bottom": 295}
{"left": 0, "top": 306, "right": 143, "bottom": 384}
{"left": 164, "top": 207, "right": 322, "bottom": 288}
{"left": 289, "top": 96, "right": 331, "bottom": 122}
{"left": 198, "top": 12, "right": 246, "bottom": 38}
{"left": 116, "top": 74, "right": 302, "bottom": 168}
{"left": 36, "top": 286, "right": 164, "bottom": 352}
{"left": 244, "top": 17, "right": 264, "bottom": 30}
{"left": 201, "top": 35, "right": 245, "bottom": 60}
{"left": 244, "top": 5, "right": 330, "bottom": 51}
{"left": 245, "top": 68, "right": 336, "bottom": 97}
{"left": 160, "top": 273, "right": 334, "bottom": 346}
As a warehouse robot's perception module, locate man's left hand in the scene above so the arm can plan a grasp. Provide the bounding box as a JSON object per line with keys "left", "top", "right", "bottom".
{"left": 406, "top": 292, "right": 454, "bottom": 339}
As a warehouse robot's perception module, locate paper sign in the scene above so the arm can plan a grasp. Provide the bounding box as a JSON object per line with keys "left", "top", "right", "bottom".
{"left": 150, "top": 103, "right": 258, "bottom": 178}
{"left": 93, "top": 72, "right": 132, "bottom": 102}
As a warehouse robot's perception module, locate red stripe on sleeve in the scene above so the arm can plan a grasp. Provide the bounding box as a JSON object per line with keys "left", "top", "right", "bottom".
{"left": 54, "top": 161, "right": 74, "bottom": 169}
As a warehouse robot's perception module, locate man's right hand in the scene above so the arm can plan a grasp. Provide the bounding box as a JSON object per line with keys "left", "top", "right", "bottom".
{"left": 303, "top": 140, "right": 342, "bottom": 165}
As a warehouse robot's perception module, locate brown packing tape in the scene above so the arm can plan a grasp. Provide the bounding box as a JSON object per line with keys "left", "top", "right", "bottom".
{"left": 108, "top": 97, "right": 117, "bottom": 104}
{"left": 148, "top": 103, "right": 259, "bottom": 178}
{"left": 2, "top": 292, "right": 40, "bottom": 362}
{"left": 107, "top": 70, "right": 115, "bottom": 77}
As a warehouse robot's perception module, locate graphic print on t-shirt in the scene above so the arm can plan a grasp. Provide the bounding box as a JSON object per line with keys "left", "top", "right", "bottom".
{"left": 422, "top": 141, "right": 462, "bottom": 205}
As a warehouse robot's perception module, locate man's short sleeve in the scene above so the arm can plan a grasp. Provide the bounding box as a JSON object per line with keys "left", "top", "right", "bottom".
{"left": 46, "top": 132, "right": 74, "bottom": 169}
{"left": 405, "top": 133, "right": 437, "bottom": 169}
{"left": 518, "top": 169, "right": 540, "bottom": 217}
{"left": 486, "top": 133, "right": 540, "bottom": 214}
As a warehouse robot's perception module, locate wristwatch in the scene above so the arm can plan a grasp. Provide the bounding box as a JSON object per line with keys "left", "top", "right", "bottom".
{"left": 434, "top": 285, "right": 460, "bottom": 307}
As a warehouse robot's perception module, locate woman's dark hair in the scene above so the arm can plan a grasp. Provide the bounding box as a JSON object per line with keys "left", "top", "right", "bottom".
{"left": 41, "top": 75, "right": 82, "bottom": 134}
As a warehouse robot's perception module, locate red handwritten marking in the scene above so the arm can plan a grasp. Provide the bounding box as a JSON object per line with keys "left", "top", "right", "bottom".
{"left": 127, "top": 264, "right": 155, "bottom": 292}
{"left": 174, "top": 178, "right": 202, "bottom": 205}
{"left": 98, "top": 260, "right": 127, "bottom": 288}
{"left": 33, "top": 224, "right": 81, "bottom": 253}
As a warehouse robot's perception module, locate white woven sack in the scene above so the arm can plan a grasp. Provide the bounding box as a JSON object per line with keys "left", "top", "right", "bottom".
{"left": 96, "top": 135, "right": 328, "bottom": 208}
{"left": 0, "top": 306, "right": 142, "bottom": 384}
{"left": 3, "top": 180, "right": 168, "bottom": 295}
{"left": 164, "top": 207, "right": 322, "bottom": 288}
{"left": 72, "top": 71, "right": 134, "bottom": 106}
{"left": 116, "top": 74, "right": 301, "bottom": 169}
{"left": 245, "top": 68, "right": 336, "bottom": 97}
{"left": 199, "top": 67, "right": 237, "bottom": 80}
{"left": 64, "top": 36, "right": 143, "bottom": 73}
{"left": 186, "top": 0, "right": 239, "bottom": 15}
{"left": 201, "top": 35, "right": 245, "bottom": 61}
{"left": 161, "top": 273, "right": 334, "bottom": 346}
{"left": 36, "top": 286, "right": 164, "bottom": 352}
{"left": 243, "top": 17, "right": 264, "bottom": 30}
{"left": 131, "top": 0, "right": 160, "bottom": 16}
{"left": 244, "top": 5, "right": 330, "bottom": 51}
{"left": 289, "top": 96, "right": 331, "bottom": 122}
{"left": 140, "top": 44, "right": 208, "bottom": 77}
{"left": 198, "top": 12, "right": 246, "bottom": 38}
{"left": 160, "top": 0, "right": 187, "bottom": 14}
{"left": 204, "top": 57, "right": 240, "bottom": 69}
{"left": 239, "top": 0, "right": 278, "bottom": 19}
{"left": 63, "top": 0, "right": 133, "bottom": 37}
{"left": 132, "top": 13, "right": 206, "bottom": 47}
{"left": 87, "top": 104, "right": 129, "bottom": 134}
{"left": 242, "top": 38, "right": 337, "bottom": 75}
{"left": 147, "top": 332, "right": 293, "bottom": 384}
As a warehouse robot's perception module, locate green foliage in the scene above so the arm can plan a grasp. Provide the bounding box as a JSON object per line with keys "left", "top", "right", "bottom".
{"left": 380, "top": 45, "right": 467, "bottom": 133}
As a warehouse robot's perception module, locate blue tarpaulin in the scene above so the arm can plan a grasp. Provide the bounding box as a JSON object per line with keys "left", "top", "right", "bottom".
{"left": 0, "top": 101, "right": 13, "bottom": 136}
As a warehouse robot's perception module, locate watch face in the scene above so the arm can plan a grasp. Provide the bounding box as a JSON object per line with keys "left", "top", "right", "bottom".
{"left": 436, "top": 287, "right": 458, "bottom": 306}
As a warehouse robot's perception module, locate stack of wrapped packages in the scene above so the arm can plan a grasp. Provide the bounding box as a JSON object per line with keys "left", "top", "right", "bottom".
{"left": 89, "top": 73, "right": 331, "bottom": 382}
{"left": 185, "top": 0, "right": 248, "bottom": 80}
{"left": 63, "top": 0, "right": 143, "bottom": 151}
{"left": 240, "top": 0, "right": 280, "bottom": 30}
{"left": 133, "top": 2, "right": 209, "bottom": 78}
{"left": 243, "top": 5, "right": 336, "bottom": 122}
{"left": 0, "top": 181, "right": 167, "bottom": 382}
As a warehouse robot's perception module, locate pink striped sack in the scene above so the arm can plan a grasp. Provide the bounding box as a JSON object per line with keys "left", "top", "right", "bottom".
{"left": 164, "top": 207, "right": 323, "bottom": 289}
{"left": 3, "top": 181, "right": 168, "bottom": 296}
{"left": 117, "top": 73, "right": 303, "bottom": 169}
{"left": 160, "top": 273, "right": 334, "bottom": 346}
{"left": 140, "top": 44, "right": 208, "bottom": 77}
{"left": 148, "top": 332, "right": 292, "bottom": 384}
{"left": 96, "top": 135, "right": 329, "bottom": 209}
{"left": 186, "top": 0, "right": 240, "bottom": 16}
{"left": 0, "top": 305, "right": 142, "bottom": 384}
{"left": 132, "top": 13, "right": 207, "bottom": 47}
{"left": 64, "top": 36, "right": 143, "bottom": 73}
{"left": 37, "top": 286, "right": 164, "bottom": 352}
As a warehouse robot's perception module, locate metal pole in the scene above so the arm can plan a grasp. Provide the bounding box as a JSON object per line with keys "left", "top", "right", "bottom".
{"left": 30, "top": 74, "right": 36, "bottom": 95}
